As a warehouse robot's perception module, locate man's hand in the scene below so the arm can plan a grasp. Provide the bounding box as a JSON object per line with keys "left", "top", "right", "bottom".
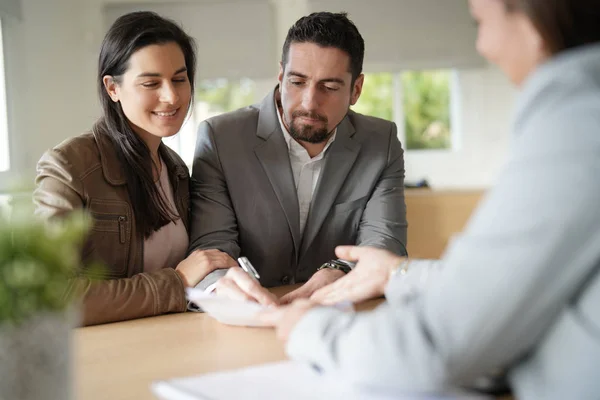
{"left": 215, "top": 267, "right": 280, "bottom": 306}
{"left": 176, "top": 249, "right": 238, "bottom": 288}
{"left": 259, "top": 299, "right": 316, "bottom": 342}
{"left": 310, "top": 246, "right": 405, "bottom": 305}
{"left": 279, "top": 268, "right": 345, "bottom": 304}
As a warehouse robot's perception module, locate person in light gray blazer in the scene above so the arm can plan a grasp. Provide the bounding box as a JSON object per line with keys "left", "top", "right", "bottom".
{"left": 262, "top": 0, "right": 600, "bottom": 398}
{"left": 188, "top": 12, "right": 407, "bottom": 304}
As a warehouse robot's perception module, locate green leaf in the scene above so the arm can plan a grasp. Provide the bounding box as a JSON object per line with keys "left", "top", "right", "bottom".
{"left": 0, "top": 203, "right": 94, "bottom": 325}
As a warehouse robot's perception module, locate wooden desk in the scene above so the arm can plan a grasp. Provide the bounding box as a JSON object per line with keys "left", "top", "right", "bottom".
{"left": 75, "top": 286, "right": 381, "bottom": 400}
{"left": 76, "top": 287, "right": 513, "bottom": 400}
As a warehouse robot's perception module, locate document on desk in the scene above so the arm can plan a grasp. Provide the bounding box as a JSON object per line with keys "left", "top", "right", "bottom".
{"left": 186, "top": 288, "right": 266, "bottom": 327}
{"left": 151, "top": 361, "right": 490, "bottom": 400}
{"left": 186, "top": 288, "right": 354, "bottom": 327}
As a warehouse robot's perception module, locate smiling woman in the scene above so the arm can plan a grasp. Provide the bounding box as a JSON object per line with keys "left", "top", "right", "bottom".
{"left": 31, "top": 11, "right": 227, "bottom": 326}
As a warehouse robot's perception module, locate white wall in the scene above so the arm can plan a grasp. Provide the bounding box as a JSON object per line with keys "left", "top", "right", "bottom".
{"left": 1, "top": 0, "right": 518, "bottom": 191}
{"left": 1, "top": 0, "right": 99, "bottom": 190}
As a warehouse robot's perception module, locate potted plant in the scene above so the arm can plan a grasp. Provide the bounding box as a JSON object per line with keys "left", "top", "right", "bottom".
{"left": 0, "top": 202, "right": 90, "bottom": 400}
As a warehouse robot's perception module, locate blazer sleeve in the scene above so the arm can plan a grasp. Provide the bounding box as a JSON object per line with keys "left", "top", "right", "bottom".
{"left": 33, "top": 148, "right": 187, "bottom": 326}
{"left": 285, "top": 103, "right": 600, "bottom": 390}
{"left": 355, "top": 122, "right": 408, "bottom": 256}
{"left": 188, "top": 120, "right": 241, "bottom": 290}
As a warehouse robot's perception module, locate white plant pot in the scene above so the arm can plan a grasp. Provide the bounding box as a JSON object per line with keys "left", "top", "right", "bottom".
{"left": 0, "top": 310, "right": 75, "bottom": 400}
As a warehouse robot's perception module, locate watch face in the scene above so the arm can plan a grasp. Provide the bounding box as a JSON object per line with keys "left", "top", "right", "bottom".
{"left": 318, "top": 261, "right": 351, "bottom": 274}
{"left": 331, "top": 261, "right": 351, "bottom": 272}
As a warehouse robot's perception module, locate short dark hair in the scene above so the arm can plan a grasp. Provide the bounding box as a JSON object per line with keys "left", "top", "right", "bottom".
{"left": 281, "top": 12, "right": 365, "bottom": 83}
{"left": 97, "top": 11, "right": 196, "bottom": 238}
{"left": 504, "top": 0, "right": 600, "bottom": 54}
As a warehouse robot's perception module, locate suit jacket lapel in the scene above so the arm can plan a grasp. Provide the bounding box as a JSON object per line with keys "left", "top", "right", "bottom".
{"left": 254, "top": 88, "right": 302, "bottom": 254}
{"left": 300, "top": 116, "right": 361, "bottom": 258}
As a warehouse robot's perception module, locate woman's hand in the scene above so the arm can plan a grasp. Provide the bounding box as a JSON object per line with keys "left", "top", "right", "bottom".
{"left": 175, "top": 249, "right": 238, "bottom": 287}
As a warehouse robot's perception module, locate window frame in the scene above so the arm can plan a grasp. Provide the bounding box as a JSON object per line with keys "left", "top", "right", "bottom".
{"left": 0, "top": 17, "right": 10, "bottom": 174}
{"left": 163, "top": 77, "right": 268, "bottom": 171}
{"left": 357, "top": 69, "right": 460, "bottom": 153}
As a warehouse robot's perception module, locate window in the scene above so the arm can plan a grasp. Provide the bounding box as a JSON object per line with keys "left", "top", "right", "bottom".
{"left": 353, "top": 70, "right": 454, "bottom": 151}
{"left": 165, "top": 71, "right": 454, "bottom": 168}
{"left": 0, "top": 18, "right": 9, "bottom": 172}
{"left": 163, "top": 78, "right": 257, "bottom": 169}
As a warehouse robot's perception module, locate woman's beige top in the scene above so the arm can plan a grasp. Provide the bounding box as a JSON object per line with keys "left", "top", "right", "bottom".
{"left": 144, "top": 159, "right": 189, "bottom": 272}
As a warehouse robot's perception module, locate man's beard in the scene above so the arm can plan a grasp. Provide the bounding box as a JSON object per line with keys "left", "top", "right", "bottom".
{"left": 287, "top": 111, "right": 333, "bottom": 144}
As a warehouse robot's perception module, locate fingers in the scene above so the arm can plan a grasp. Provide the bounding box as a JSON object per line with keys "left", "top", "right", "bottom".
{"left": 314, "top": 279, "right": 381, "bottom": 306}
{"left": 335, "top": 246, "right": 391, "bottom": 264}
{"left": 310, "top": 276, "right": 347, "bottom": 303}
{"left": 309, "top": 273, "right": 367, "bottom": 305}
{"left": 218, "top": 257, "right": 240, "bottom": 269}
{"left": 280, "top": 286, "right": 309, "bottom": 305}
{"left": 187, "top": 250, "right": 239, "bottom": 278}
{"left": 215, "top": 276, "right": 255, "bottom": 302}
{"left": 319, "top": 289, "right": 356, "bottom": 305}
{"left": 193, "top": 249, "right": 239, "bottom": 269}
{"left": 281, "top": 268, "right": 345, "bottom": 304}
{"left": 279, "top": 292, "right": 294, "bottom": 305}
{"left": 334, "top": 245, "right": 363, "bottom": 262}
{"left": 259, "top": 299, "right": 316, "bottom": 341}
{"left": 218, "top": 252, "right": 240, "bottom": 267}
{"left": 219, "top": 267, "right": 280, "bottom": 306}
{"left": 258, "top": 305, "right": 286, "bottom": 326}
{"left": 313, "top": 289, "right": 352, "bottom": 305}
{"left": 309, "top": 286, "right": 330, "bottom": 304}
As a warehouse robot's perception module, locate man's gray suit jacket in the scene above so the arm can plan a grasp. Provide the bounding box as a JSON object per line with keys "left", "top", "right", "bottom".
{"left": 189, "top": 87, "right": 408, "bottom": 289}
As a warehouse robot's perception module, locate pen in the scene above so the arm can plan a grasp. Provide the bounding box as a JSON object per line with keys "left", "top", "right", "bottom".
{"left": 237, "top": 257, "right": 260, "bottom": 280}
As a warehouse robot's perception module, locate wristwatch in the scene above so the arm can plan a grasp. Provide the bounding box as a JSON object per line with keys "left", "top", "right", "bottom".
{"left": 317, "top": 259, "right": 353, "bottom": 274}
{"left": 389, "top": 258, "right": 411, "bottom": 280}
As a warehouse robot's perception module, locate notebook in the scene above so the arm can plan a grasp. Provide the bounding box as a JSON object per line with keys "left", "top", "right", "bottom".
{"left": 151, "top": 361, "right": 490, "bottom": 400}
{"left": 186, "top": 288, "right": 267, "bottom": 326}
{"left": 186, "top": 288, "right": 353, "bottom": 327}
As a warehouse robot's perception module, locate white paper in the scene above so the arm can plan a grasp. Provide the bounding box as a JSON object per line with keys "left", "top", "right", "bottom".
{"left": 186, "top": 288, "right": 267, "bottom": 327}
{"left": 186, "top": 288, "right": 354, "bottom": 327}
{"left": 151, "top": 361, "right": 490, "bottom": 400}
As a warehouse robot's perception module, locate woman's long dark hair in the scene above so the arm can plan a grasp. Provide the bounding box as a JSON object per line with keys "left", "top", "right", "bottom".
{"left": 97, "top": 11, "right": 196, "bottom": 238}
{"left": 504, "top": 0, "right": 600, "bottom": 54}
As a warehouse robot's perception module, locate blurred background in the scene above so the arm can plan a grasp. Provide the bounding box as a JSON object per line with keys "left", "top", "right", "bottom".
{"left": 0, "top": 0, "right": 516, "bottom": 258}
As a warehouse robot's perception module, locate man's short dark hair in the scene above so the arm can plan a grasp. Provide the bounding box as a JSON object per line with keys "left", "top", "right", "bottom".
{"left": 281, "top": 12, "right": 365, "bottom": 83}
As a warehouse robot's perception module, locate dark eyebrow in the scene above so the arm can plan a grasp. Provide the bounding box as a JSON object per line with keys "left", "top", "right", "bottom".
{"left": 320, "top": 78, "right": 345, "bottom": 85}
{"left": 287, "top": 70, "right": 345, "bottom": 86}
{"left": 136, "top": 66, "right": 187, "bottom": 78}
